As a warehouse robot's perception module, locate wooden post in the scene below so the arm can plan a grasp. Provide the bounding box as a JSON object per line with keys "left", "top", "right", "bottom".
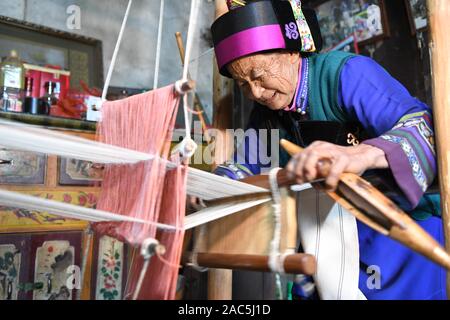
{"left": 211, "top": 0, "right": 234, "bottom": 170}
{"left": 427, "top": 0, "right": 450, "bottom": 297}
{"left": 206, "top": 0, "right": 234, "bottom": 300}
{"left": 207, "top": 46, "right": 234, "bottom": 302}
{"left": 212, "top": 61, "right": 234, "bottom": 171}
{"left": 208, "top": 268, "right": 233, "bottom": 300}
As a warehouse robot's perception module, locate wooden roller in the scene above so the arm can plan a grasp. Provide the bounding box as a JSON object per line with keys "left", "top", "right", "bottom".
{"left": 183, "top": 252, "right": 316, "bottom": 275}
{"left": 277, "top": 139, "right": 450, "bottom": 271}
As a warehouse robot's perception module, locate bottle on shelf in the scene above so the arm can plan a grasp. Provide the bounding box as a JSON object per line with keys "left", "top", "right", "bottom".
{"left": 54, "top": 82, "right": 61, "bottom": 100}
{"left": 0, "top": 50, "right": 25, "bottom": 113}
{"left": 39, "top": 81, "right": 59, "bottom": 115}
{"left": 24, "top": 76, "right": 33, "bottom": 98}
{"left": 23, "top": 76, "right": 40, "bottom": 114}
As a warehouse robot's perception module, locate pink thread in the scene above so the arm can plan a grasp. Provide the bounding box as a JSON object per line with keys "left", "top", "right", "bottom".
{"left": 93, "top": 85, "right": 186, "bottom": 300}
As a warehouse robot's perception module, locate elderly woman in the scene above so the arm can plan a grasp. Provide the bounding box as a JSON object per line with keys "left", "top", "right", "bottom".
{"left": 211, "top": 0, "right": 443, "bottom": 300}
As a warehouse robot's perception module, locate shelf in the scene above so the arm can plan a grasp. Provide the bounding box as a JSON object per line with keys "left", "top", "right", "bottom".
{"left": 0, "top": 111, "right": 97, "bottom": 132}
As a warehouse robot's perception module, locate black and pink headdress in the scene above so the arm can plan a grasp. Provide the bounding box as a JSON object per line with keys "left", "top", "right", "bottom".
{"left": 211, "top": 0, "right": 322, "bottom": 77}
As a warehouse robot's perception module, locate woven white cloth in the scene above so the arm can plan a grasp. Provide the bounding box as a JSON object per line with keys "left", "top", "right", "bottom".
{"left": 296, "top": 185, "right": 366, "bottom": 300}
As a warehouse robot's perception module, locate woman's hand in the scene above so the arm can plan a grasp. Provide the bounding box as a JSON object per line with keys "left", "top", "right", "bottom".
{"left": 286, "top": 141, "right": 388, "bottom": 191}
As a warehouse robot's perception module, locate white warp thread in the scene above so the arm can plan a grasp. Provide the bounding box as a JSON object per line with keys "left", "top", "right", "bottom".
{"left": 268, "top": 168, "right": 283, "bottom": 274}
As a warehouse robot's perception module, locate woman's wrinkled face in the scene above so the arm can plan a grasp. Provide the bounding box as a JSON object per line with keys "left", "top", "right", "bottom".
{"left": 227, "top": 51, "right": 301, "bottom": 110}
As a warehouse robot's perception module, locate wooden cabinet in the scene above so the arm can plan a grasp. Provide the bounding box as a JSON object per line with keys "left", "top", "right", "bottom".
{"left": 0, "top": 127, "right": 99, "bottom": 300}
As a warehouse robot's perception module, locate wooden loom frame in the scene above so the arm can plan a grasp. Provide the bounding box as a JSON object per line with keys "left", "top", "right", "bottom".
{"left": 427, "top": 0, "right": 450, "bottom": 298}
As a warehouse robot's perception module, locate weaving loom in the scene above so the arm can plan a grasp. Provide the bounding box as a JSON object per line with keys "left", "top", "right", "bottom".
{"left": 1, "top": 0, "right": 450, "bottom": 301}
{"left": 0, "top": 0, "right": 311, "bottom": 299}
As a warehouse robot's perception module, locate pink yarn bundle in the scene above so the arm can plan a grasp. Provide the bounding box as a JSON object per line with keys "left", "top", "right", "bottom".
{"left": 94, "top": 85, "right": 186, "bottom": 299}
{"left": 125, "top": 159, "right": 187, "bottom": 300}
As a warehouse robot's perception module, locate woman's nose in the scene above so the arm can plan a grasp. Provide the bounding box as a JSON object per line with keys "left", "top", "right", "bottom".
{"left": 248, "top": 82, "right": 264, "bottom": 99}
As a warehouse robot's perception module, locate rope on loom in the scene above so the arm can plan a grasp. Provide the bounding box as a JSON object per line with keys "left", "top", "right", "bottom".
{"left": 153, "top": 0, "right": 165, "bottom": 89}
{"left": 268, "top": 168, "right": 287, "bottom": 300}
{"left": 172, "top": 0, "right": 201, "bottom": 159}
{"left": 182, "top": 0, "right": 200, "bottom": 83}
{"left": 102, "top": 0, "right": 133, "bottom": 101}
{"left": 268, "top": 168, "right": 284, "bottom": 274}
{"left": 268, "top": 169, "right": 298, "bottom": 272}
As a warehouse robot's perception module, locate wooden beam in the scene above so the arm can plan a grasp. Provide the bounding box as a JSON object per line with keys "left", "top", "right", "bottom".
{"left": 184, "top": 252, "right": 316, "bottom": 275}
{"left": 427, "top": 0, "right": 450, "bottom": 297}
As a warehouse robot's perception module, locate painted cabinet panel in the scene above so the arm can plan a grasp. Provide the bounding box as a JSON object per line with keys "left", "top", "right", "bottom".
{"left": 0, "top": 244, "right": 21, "bottom": 300}
{"left": 0, "top": 150, "right": 46, "bottom": 185}
{"left": 30, "top": 233, "right": 82, "bottom": 300}
{"left": 91, "top": 235, "right": 128, "bottom": 300}
{"left": 33, "top": 240, "right": 75, "bottom": 300}
{"left": 0, "top": 234, "right": 31, "bottom": 301}
{"left": 0, "top": 232, "right": 82, "bottom": 300}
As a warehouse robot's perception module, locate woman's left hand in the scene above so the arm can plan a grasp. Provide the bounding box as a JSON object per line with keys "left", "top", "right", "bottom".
{"left": 285, "top": 141, "right": 388, "bottom": 191}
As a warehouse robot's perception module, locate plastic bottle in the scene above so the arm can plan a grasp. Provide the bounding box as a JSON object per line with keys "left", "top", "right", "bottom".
{"left": 0, "top": 50, "right": 25, "bottom": 112}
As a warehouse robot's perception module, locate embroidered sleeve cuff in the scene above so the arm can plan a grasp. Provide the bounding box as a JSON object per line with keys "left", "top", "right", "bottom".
{"left": 363, "top": 137, "right": 424, "bottom": 209}
{"left": 213, "top": 163, "right": 255, "bottom": 181}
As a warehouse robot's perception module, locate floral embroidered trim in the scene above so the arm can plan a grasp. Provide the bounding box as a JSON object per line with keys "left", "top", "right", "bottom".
{"left": 381, "top": 134, "right": 429, "bottom": 192}
{"left": 392, "top": 111, "right": 435, "bottom": 155}
{"left": 288, "top": 0, "right": 316, "bottom": 52}
{"left": 216, "top": 163, "right": 254, "bottom": 180}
